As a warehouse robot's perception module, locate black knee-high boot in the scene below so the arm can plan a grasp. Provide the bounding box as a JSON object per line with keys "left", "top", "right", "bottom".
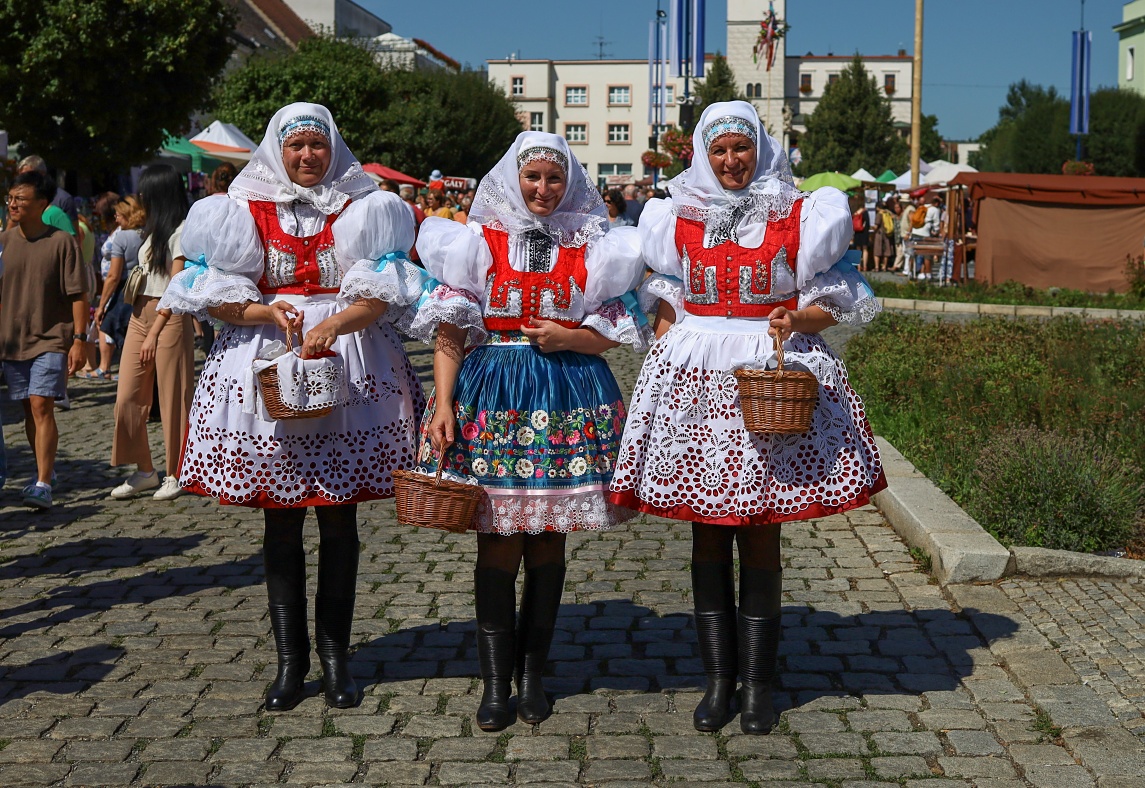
{"left": 691, "top": 561, "right": 738, "bottom": 731}
{"left": 474, "top": 567, "right": 517, "bottom": 731}
{"left": 738, "top": 568, "right": 782, "bottom": 734}
{"left": 515, "top": 562, "right": 565, "bottom": 724}
{"left": 315, "top": 510, "right": 361, "bottom": 709}
{"left": 263, "top": 513, "right": 309, "bottom": 712}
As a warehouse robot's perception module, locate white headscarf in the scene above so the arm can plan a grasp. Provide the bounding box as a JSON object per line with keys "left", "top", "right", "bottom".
{"left": 468, "top": 131, "right": 607, "bottom": 248}
{"left": 228, "top": 102, "right": 376, "bottom": 216}
{"left": 665, "top": 100, "right": 802, "bottom": 237}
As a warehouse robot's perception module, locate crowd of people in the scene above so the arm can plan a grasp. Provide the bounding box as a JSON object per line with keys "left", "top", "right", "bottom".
{"left": 850, "top": 190, "right": 955, "bottom": 285}
{"left": 0, "top": 100, "right": 885, "bottom": 735}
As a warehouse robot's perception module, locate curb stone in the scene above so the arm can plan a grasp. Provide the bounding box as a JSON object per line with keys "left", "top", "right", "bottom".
{"left": 872, "top": 437, "right": 1145, "bottom": 583}
{"left": 876, "top": 296, "right": 1145, "bottom": 321}
{"left": 871, "top": 437, "right": 1010, "bottom": 585}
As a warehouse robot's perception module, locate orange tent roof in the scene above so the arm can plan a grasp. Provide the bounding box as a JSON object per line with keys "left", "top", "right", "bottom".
{"left": 950, "top": 172, "right": 1145, "bottom": 206}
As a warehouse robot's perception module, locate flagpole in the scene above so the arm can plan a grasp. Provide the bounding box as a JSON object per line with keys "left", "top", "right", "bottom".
{"left": 910, "top": 0, "right": 923, "bottom": 189}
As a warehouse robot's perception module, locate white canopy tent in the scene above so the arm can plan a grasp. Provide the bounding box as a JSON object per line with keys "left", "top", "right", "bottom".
{"left": 850, "top": 168, "right": 876, "bottom": 182}
{"left": 190, "top": 121, "right": 257, "bottom": 164}
{"left": 923, "top": 162, "right": 978, "bottom": 185}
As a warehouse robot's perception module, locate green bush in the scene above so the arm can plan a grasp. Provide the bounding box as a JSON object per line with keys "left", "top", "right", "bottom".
{"left": 967, "top": 427, "right": 1143, "bottom": 552}
{"left": 869, "top": 278, "right": 1145, "bottom": 311}
{"left": 845, "top": 313, "right": 1145, "bottom": 550}
{"left": 1128, "top": 254, "right": 1145, "bottom": 301}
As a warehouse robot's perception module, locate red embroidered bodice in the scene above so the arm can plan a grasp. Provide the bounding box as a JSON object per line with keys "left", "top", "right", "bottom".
{"left": 674, "top": 199, "right": 803, "bottom": 317}
{"left": 480, "top": 227, "right": 588, "bottom": 331}
{"left": 249, "top": 200, "right": 346, "bottom": 295}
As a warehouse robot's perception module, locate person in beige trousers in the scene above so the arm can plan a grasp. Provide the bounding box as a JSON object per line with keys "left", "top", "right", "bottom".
{"left": 110, "top": 164, "right": 194, "bottom": 501}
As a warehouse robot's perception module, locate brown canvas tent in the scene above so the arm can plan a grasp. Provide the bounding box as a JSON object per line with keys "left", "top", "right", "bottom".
{"left": 950, "top": 172, "right": 1145, "bottom": 292}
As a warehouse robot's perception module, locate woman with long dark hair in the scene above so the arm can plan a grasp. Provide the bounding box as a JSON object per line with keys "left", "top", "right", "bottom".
{"left": 107, "top": 164, "right": 194, "bottom": 501}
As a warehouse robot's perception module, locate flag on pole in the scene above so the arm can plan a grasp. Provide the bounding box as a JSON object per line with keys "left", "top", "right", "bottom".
{"left": 1070, "top": 30, "right": 1091, "bottom": 136}
{"left": 690, "top": 0, "right": 706, "bottom": 79}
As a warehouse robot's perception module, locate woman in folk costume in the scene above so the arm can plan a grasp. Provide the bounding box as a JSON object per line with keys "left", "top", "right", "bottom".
{"left": 159, "top": 103, "right": 427, "bottom": 711}
{"left": 610, "top": 102, "right": 885, "bottom": 734}
{"left": 409, "top": 132, "right": 651, "bottom": 730}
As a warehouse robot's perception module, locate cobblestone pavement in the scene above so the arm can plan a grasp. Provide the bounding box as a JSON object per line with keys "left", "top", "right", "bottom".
{"left": 0, "top": 335, "right": 1141, "bottom": 787}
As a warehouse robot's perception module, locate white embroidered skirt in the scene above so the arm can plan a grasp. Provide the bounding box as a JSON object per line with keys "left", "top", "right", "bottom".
{"left": 609, "top": 314, "right": 885, "bottom": 525}
{"left": 179, "top": 293, "right": 425, "bottom": 508}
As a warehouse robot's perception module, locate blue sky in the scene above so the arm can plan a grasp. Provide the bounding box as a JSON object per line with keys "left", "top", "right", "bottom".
{"left": 360, "top": 0, "right": 1123, "bottom": 141}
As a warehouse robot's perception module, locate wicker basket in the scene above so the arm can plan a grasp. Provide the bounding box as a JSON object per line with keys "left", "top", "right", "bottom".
{"left": 734, "top": 333, "right": 819, "bottom": 434}
{"left": 392, "top": 447, "right": 483, "bottom": 533}
{"left": 256, "top": 329, "right": 335, "bottom": 421}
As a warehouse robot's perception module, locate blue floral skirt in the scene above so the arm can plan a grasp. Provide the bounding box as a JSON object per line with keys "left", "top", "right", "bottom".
{"left": 417, "top": 337, "right": 636, "bottom": 534}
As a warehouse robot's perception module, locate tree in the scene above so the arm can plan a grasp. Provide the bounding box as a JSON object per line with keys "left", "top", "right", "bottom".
{"left": 797, "top": 54, "right": 907, "bottom": 176}
{"left": 693, "top": 53, "right": 746, "bottom": 128}
{"left": 0, "top": 0, "right": 234, "bottom": 178}
{"left": 213, "top": 36, "right": 521, "bottom": 177}
{"left": 971, "top": 81, "right": 1145, "bottom": 176}
{"left": 919, "top": 113, "right": 943, "bottom": 162}
{"left": 213, "top": 36, "right": 392, "bottom": 162}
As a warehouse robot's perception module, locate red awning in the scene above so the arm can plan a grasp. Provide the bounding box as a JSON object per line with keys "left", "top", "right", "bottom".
{"left": 949, "top": 172, "right": 1145, "bottom": 206}
{"left": 363, "top": 163, "right": 425, "bottom": 188}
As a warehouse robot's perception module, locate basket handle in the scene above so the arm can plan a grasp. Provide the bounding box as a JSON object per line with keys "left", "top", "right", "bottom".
{"left": 773, "top": 331, "right": 785, "bottom": 377}
{"left": 282, "top": 322, "right": 303, "bottom": 354}
{"left": 435, "top": 442, "right": 452, "bottom": 486}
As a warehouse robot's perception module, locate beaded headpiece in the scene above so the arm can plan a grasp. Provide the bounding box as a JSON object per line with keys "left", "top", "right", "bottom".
{"left": 278, "top": 114, "right": 331, "bottom": 146}
{"left": 516, "top": 145, "right": 568, "bottom": 173}
{"left": 701, "top": 115, "right": 758, "bottom": 151}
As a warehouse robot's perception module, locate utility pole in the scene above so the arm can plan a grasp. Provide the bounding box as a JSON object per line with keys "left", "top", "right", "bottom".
{"left": 910, "top": 0, "right": 923, "bottom": 189}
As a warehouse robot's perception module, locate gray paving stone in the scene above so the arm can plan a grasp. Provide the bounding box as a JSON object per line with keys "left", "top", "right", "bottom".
{"left": 585, "top": 735, "right": 650, "bottom": 759}
{"left": 869, "top": 755, "right": 932, "bottom": 779}
{"left": 937, "top": 756, "right": 1018, "bottom": 778}
{"left": 871, "top": 731, "right": 944, "bottom": 755}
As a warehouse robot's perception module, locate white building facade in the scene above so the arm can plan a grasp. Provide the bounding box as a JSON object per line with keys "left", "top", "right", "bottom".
{"left": 784, "top": 53, "right": 914, "bottom": 141}
{"left": 280, "top": 0, "right": 390, "bottom": 38}
{"left": 486, "top": 59, "right": 686, "bottom": 189}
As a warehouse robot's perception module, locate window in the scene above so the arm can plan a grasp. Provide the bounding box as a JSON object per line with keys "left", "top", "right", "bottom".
{"left": 608, "top": 85, "right": 631, "bottom": 106}
{"left": 799, "top": 73, "right": 812, "bottom": 93}
{"left": 597, "top": 163, "right": 633, "bottom": 190}
{"left": 884, "top": 73, "right": 896, "bottom": 94}
{"left": 746, "top": 83, "right": 755, "bottom": 98}
{"left": 1129, "top": 47, "right": 1137, "bottom": 81}
{"left": 753, "top": 82, "right": 762, "bottom": 97}
{"left": 607, "top": 123, "right": 630, "bottom": 144}
{"left": 651, "top": 85, "right": 675, "bottom": 105}
{"left": 828, "top": 73, "right": 840, "bottom": 87}
{"left": 511, "top": 76, "right": 524, "bottom": 96}
{"left": 565, "top": 86, "right": 587, "bottom": 105}
{"left": 565, "top": 123, "right": 587, "bottom": 143}
{"left": 529, "top": 112, "right": 544, "bottom": 132}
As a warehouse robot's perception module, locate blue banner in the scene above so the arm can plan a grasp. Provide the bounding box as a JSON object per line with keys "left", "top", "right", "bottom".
{"left": 691, "top": 0, "right": 706, "bottom": 79}
{"left": 1070, "top": 30, "right": 1091, "bottom": 136}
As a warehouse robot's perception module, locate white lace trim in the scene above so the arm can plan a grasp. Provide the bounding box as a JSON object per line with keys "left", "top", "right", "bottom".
{"left": 581, "top": 299, "right": 654, "bottom": 353}
{"left": 478, "top": 489, "right": 635, "bottom": 535}
{"left": 638, "top": 274, "right": 684, "bottom": 315}
{"left": 406, "top": 287, "right": 488, "bottom": 346}
{"left": 337, "top": 258, "right": 427, "bottom": 308}
{"left": 796, "top": 265, "right": 883, "bottom": 326}
{"left": 158, "top": 268, "right": 262, "bottom": 321}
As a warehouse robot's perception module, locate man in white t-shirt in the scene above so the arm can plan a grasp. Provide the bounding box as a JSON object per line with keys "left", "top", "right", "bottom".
{"left": 911, "top": 195, "right": 943, "bottom": 281}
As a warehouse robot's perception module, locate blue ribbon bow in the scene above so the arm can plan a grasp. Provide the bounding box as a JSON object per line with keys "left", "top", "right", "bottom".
{"left": 186, "top": 253, "right": 209, "bottom": 286}
{"left": 415, "top": 276, "right": 443, "bottom": 310}
{"left": 619, "top": 290, "right": 649, "bottom": 328}
{"left": 375, "top": 250, "right": 410, "bottom": 273}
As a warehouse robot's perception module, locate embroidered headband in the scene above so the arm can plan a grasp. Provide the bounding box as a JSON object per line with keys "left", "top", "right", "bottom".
{"left": 516, "top": 145, "right": 568, "bottom": 173}
{"left": 701, "top": 116, "right": 758, "bottom": 151}
{"left": 278, "top": 115, "right": 331, "bottom": 146}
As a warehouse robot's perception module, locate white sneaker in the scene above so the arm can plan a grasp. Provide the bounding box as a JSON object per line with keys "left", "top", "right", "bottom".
{"left": 153, "top": 476, "right": 186, "bottom": 501}
{"left": 110, "top": 471, "right": 159, "bottom": 499}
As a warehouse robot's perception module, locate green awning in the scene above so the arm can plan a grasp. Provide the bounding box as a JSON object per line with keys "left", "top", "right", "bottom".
{"left": 162, "top": 133, "right": 222, "bottom": 172}
{"left": 799, "top": 171, "right": 861, "bottom": 192}
{"left": 876, "top": 169, "right": 898, "bottom": 183}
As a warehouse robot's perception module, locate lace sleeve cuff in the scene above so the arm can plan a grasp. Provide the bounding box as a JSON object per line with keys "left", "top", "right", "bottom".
{"left": 338, "top": 253, "right": 429, "bottom": 307}
{"left": 158, "top": 266, "right": 262, "bottom": 321}
{"left": 797, "top": 261, "right": 882, "bottom": 325}
{"left": 637, "top": 273, "right": 684, "bottom": 315}
{"left": 405, "top": 283, "right": 488, "bottom": 346}
{"left": 581, "top": 293, "right": 654, "bottom": 353}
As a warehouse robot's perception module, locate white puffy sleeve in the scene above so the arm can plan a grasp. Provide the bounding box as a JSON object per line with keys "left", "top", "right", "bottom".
{"left": 406, "top": 218, "right": 493, "bottom": 345}
{"left": 580, "top": 226, "right": 653, "bottom": 352}
{"left": 332, "top": 191, "right": 426, "bottom": 328}
{"left": 158, "top": 195, "right": 264, "bottom": 320}
{"left": 795, "top": 188, "right": 880, "bottom": 325}
{"left": 635, "top": 198, "right": 684, "bottom": 315}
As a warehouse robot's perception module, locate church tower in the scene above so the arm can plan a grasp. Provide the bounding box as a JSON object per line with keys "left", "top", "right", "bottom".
{"left": 725, "top": 0, "right": 788, "bottom": 148}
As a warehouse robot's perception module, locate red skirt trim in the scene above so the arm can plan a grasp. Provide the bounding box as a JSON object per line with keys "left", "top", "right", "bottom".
{"left": 608, "top": 472, "right": 888, "bottom": 526}
{"left": 180, "top": 480, "right": 393, "bottom": 509}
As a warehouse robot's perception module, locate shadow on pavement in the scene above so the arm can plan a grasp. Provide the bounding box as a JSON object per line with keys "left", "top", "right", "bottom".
{"left": 0, "top": 644, "right": 125, "bottom": 705}
{"left": 349, "top": 598, "right": 1020, "bottom": 710}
